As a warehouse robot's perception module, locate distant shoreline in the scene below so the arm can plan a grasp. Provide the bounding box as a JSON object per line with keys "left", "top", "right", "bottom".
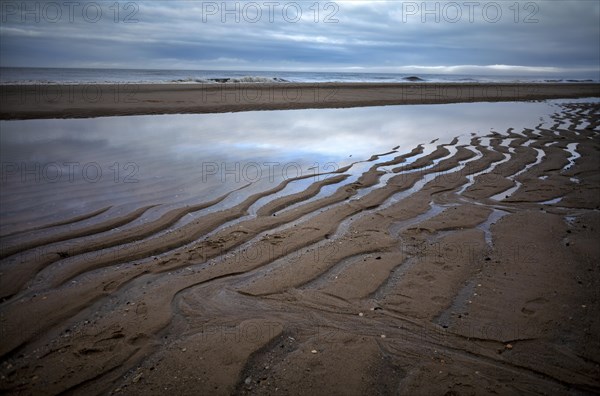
{"left": 1, "top": 82, "right": 599, "bottom": 120}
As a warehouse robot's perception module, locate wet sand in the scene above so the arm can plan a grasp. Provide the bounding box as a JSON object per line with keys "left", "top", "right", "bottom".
{"left": 1, "top": 82, "right": 599, "bottom": 119}
{"left": 1, "top": 101, "right": 600, "bottom": 395}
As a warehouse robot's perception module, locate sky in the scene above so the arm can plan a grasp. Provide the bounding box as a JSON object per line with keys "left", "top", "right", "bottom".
{"left": 1, "top": 0, "right": 599, "bottom": 77}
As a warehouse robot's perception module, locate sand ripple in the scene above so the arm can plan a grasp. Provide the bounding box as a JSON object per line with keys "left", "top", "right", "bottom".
{"left": 1, "top": 102, "right": 599, "bottom": 395}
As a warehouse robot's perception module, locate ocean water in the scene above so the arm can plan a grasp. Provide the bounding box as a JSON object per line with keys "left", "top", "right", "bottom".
{"left": 0, "top": 67, "right": 597, "bottom": 85}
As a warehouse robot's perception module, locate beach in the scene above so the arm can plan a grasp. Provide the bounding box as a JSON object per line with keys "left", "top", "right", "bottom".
{"left": 2, "top": 0, "right": 599, "bottom": 391}
{"left": 1, "top": 82, "right": 599, "bottom": 119}
{"left": 0, "top": 91, "right": 599, "bottom": 395}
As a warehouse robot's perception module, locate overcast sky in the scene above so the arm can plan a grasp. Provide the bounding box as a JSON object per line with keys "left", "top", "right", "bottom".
{"left": 1, "top": 1, "right": 599, "bottom": 76}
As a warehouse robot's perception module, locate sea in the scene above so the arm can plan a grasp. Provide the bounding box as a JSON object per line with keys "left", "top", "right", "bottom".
{"left": 0, "top": 67, "right": 597, "bottom": 85}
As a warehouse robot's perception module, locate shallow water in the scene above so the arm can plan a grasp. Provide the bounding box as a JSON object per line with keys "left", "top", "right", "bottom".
{"left": 1, "top": 98, "right": 598, "bottom": 233}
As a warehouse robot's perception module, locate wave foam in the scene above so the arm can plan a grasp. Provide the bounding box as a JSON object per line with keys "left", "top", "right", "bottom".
{"left": 169, "top": 76, "right": 289, "bottom": 84}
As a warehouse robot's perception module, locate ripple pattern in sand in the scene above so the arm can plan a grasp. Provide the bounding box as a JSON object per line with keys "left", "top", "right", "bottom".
{"left": 1, "top": 102, "right": 600, "bottom": 395}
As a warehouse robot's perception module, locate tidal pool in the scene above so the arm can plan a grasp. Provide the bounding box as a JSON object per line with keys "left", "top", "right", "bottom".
{"left": 1, "top": 98, "right": 597, "bottom": 234}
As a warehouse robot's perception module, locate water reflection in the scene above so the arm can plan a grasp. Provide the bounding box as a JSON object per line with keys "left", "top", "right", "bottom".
{"left": 0, "top": 99, "right": 595, "bottom": 233}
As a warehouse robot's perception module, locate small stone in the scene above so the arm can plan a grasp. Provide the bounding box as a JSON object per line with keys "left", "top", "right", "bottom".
{"left": 181, "top": 348, "right": 187, "bottom": 352}
{"left": 581, "top": 305, "right": 587, "bottom": 308}
{"left": 244, "top": 377, "right": 252, "bottom": 385}
{"left": 380, "top": 334, "right": 386, "bottom": 338}
{"left": 311, "top": 349, "right": 318, "bottom": 354}
{"left": 132, "top": 372, "right": 143, "bottom": 383}
{"left": 358, "top": 312, "right": 364, "bottom": 317}
{"left": 505, "top": 344, "right": 513, "bottom": 350}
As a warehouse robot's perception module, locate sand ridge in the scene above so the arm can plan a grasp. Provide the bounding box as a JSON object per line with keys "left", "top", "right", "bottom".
{"left": 0, "top": 102, "right": 599, "bottom": 395}
{"left": 1, "top": 82, "right": 599, "bottom": 119}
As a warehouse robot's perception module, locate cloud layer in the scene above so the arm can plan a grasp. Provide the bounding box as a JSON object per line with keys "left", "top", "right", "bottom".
{"left": 1, "top": 1, "right": 598, "bottom": 76}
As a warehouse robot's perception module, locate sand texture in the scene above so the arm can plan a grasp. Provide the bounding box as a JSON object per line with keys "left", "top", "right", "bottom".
{"left": 0, "top": 102, "right": 599, "bottom": 395}
{"left": 1, "top": 82, "right": 599, "bottom": 119}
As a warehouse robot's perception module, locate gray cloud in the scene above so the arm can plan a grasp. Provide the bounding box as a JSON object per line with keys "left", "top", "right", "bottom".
{"left": 0, "top": 0, "right": 598, "bottom": 75}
